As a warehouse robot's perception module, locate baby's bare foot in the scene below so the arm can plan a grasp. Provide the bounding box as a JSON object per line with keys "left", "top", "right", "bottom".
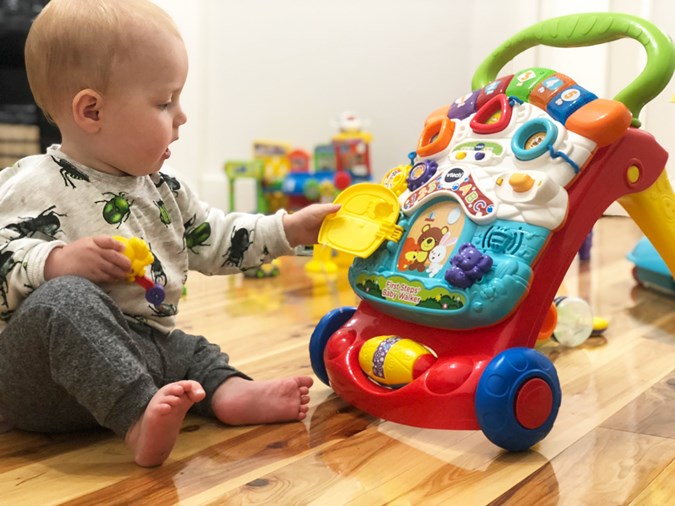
{"left": 212, "top": 376, "right": 313, "bottom": 426}
{"left": 125, "top": 380, "right": 205, "bottom": 467}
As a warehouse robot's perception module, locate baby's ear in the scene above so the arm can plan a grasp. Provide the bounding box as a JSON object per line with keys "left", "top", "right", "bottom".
{"left": 72, "top": 89, "right": 103, "bottom": 133}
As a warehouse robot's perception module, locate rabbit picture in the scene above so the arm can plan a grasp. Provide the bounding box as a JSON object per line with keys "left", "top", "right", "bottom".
{"left": 426, "top": 232, "right": 458, "bottom": 277}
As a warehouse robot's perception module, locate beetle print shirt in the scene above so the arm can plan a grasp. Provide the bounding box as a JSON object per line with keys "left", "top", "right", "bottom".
{"left": 0, "top": 146, "right": 294, "bottom": 334}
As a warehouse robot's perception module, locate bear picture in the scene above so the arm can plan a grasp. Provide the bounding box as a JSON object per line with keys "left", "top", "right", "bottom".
{"left": 397, "top": 201, "right": 464, "bottom": 277}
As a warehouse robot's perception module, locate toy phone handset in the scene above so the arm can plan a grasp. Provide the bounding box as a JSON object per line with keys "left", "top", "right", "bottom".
{"left": 472, "top": 13, "right": 675, "bottom": 125}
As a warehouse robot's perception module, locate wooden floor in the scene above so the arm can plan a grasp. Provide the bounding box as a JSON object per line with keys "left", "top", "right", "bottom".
{"left": 1, "top": 216, "right": 674, "bottom": 505}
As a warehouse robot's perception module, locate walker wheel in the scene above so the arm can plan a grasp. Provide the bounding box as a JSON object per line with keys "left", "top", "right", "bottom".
{"left": 475, "top": 347, "right": 561, "bottom": 451}
{"left": 309, "top": 307, "right": 356, "bottom": 386}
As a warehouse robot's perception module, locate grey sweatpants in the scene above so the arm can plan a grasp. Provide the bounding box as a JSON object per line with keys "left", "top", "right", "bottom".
{"left": 0, "top": 276, "right": 249, "bottom": 437}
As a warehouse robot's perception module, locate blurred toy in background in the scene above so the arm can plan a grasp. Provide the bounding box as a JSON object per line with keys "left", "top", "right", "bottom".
{"left": 537, "top": 295, "right": 608, "bottom": 347}
{"left": 628, "top": 236, "right": 675, "bottom": 296}
{"left": 304, "top": 243, "right": 354, "bottom": 274}
{"left": 224, "top": 159, "right": 267, "bottom": 213}
{"left": 305, "top": 244, "right": 338, "bottom": 274}
{"left": 113, "top": 236, "right": 165, "bottom": 307}
{"left": 243, "top": 258, "right": 281, "bottom": 279}
{"left": 289, "top": 148, "right": 311, "bottom": 173}
{"left": 224, "top": 112, "right": 373, "bottom": 215}
{"left": 282, "top": 111, "right": 373, "bottom": 211}
{"left": 332, "top": 111, "right": 373, "bottom": 180}
{"left": 282, "top": 147, "right": 343, "bottom": 210}
{"left": 224, "top": 141, "right": 291, "bottom": 215}
{"left": 578, "top": 230, "right": 593, "bottom": 261}
{"left": 314, "top": 144, "right": 337, "bottom": 172}
{"left": 254, "top": 140, "right": 292, "bottom": 213}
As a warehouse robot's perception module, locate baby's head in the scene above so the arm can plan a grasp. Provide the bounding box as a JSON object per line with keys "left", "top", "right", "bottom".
{"left": 26, "top": 0, "right": 188, "bottom": 176}
{"left": 26, "top": 0, "right": 180, "bottom": 123}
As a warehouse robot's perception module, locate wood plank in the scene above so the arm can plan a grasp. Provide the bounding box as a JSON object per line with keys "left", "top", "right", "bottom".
{"left": 489, "top": 428, "right": 675, "bottom": 506}
{"left": 602, "top": 369, "right": 675, "bottom": 440}
{"left": 629, "top": 458, "right": 675, "bottom": 506}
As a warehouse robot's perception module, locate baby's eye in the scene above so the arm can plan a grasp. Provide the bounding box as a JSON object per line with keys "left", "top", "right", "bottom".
{"left": 159, "top": 102, "right": 171, "bottom": 111}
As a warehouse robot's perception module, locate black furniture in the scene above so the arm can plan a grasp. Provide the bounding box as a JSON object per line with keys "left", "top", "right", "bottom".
{"left": 0, "top": 0, "right": 59, "bottom": 155}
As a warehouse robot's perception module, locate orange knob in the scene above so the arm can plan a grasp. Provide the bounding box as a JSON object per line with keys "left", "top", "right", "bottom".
{"left": 509, "top": 173, "right": 535, "bottom": 193}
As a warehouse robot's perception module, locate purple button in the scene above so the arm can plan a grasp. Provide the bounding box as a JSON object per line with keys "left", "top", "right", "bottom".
{"left": 448, "top": 90, "right": 480, "bottom": 120}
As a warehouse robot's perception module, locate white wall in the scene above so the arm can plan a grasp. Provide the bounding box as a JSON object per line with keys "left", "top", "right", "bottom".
{"left": 154, "top": 0, "right": 675, "bottom": 210}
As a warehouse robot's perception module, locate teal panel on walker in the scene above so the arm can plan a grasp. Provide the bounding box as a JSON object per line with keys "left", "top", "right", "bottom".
{"left": 347, "top": 195, "right": 550, "bottom": 329}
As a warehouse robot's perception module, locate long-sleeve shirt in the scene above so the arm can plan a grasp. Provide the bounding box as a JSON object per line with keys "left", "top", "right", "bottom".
{"left": 0, "top": 146, "right": 293, "bottom": 334}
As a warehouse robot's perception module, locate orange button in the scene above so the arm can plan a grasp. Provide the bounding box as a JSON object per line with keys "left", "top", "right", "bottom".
{"left": 565, "top": 98, "right": 632, "bottom": 147}
{"left": 416, "top": 117, "right": 456, "bottom": 157}
{"left": 509, "top": 173, "right": 535, "bottom": 192}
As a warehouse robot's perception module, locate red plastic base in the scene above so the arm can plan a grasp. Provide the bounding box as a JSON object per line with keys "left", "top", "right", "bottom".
{"left": 324, "top": 128, "right": 668, "bottom": 429}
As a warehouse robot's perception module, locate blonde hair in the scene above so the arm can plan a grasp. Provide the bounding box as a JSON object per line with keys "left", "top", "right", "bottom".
{"left": 25, "top": 0, "right": 181, "bottom": 122}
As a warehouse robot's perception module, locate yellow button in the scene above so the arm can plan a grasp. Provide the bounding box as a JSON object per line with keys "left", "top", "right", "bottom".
{"left": 509, "top": 173, "right": 535, "bottom": 193}
{"left": 626, "top": 165, "right": 640, "bottom": 184}
{"left": 381, "top": 165, "right": 410, "bottom": 196}
{"left": 455, "top": 152, "right": 467, "bottom": 160}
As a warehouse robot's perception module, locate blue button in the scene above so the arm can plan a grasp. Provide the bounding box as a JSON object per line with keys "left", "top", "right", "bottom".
{"left": 546, "top": 85, "right": 597, "bottom": 123}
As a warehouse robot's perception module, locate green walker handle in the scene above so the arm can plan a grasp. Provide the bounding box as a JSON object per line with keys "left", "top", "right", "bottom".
{"left": 472, "top": 13, "right": 675, "bottom": 126}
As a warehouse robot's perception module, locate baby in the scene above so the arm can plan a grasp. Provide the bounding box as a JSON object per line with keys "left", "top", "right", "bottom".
{"left": 0, "top": 0, "right": 338, "bottom": 467}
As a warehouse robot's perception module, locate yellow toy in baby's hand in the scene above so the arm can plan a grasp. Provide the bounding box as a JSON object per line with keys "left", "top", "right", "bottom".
{"left": 113, "top": 236, "right": 165, "bottom": 307}
{"left": 114, "top": 236, "right": 154, "bottom": 281}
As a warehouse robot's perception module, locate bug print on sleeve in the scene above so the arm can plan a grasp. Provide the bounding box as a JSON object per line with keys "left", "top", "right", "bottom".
{"left": 155, "top": 172, "right": 181, "bottom": 195}
{"left": 96, "top": 192, "right": 133, "bottom": 228}
{"left": 4, "top": 205, "right": 66, "bottom": 240}
{"left": 183, "top": 214, "right": 211, "bottom": 253}
{"left": 222, "top": 226, "right": 254, "bottom": 269}
{"left": 148, "top": 245, "right": 168, "bottom": 287}
{"left": 51, "top": 156, "right": 91, "bottom": 189}
{"left": 154, "top": 200, "right": 172, "bottom": 226}
{"left": 0, "top": 248, "right": 19, "bottom": 308}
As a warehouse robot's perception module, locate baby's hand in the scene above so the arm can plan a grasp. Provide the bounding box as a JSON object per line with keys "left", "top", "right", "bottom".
{"left": 282, "top": 203, "right": 341, "bottom": 247}
{"left": 44, "top": 236, "right": 132, "bottom": 283}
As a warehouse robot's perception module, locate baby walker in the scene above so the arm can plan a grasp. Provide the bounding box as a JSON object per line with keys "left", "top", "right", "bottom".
{"left": 309, "top": 12, "right": 675, "bottom": 451}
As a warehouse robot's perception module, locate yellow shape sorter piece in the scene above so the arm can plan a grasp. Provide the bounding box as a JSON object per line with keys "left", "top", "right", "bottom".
{"left": 318, "top": 183, "right": 403, "bottom": 258}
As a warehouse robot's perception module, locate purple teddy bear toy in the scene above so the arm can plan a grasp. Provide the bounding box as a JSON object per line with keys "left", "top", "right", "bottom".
{"left": 445, "top": 243, "right": 493, "bottom": 289}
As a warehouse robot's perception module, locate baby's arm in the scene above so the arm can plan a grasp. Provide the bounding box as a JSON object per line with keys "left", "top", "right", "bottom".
{"left": 44, "top": 236, "right": 132, "bottom": 282}
{"left": 173, "top": 173, "right": 339, "bottom": 274}
{"left": 282, "top": 203, "right": 341, "bottom": 247}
